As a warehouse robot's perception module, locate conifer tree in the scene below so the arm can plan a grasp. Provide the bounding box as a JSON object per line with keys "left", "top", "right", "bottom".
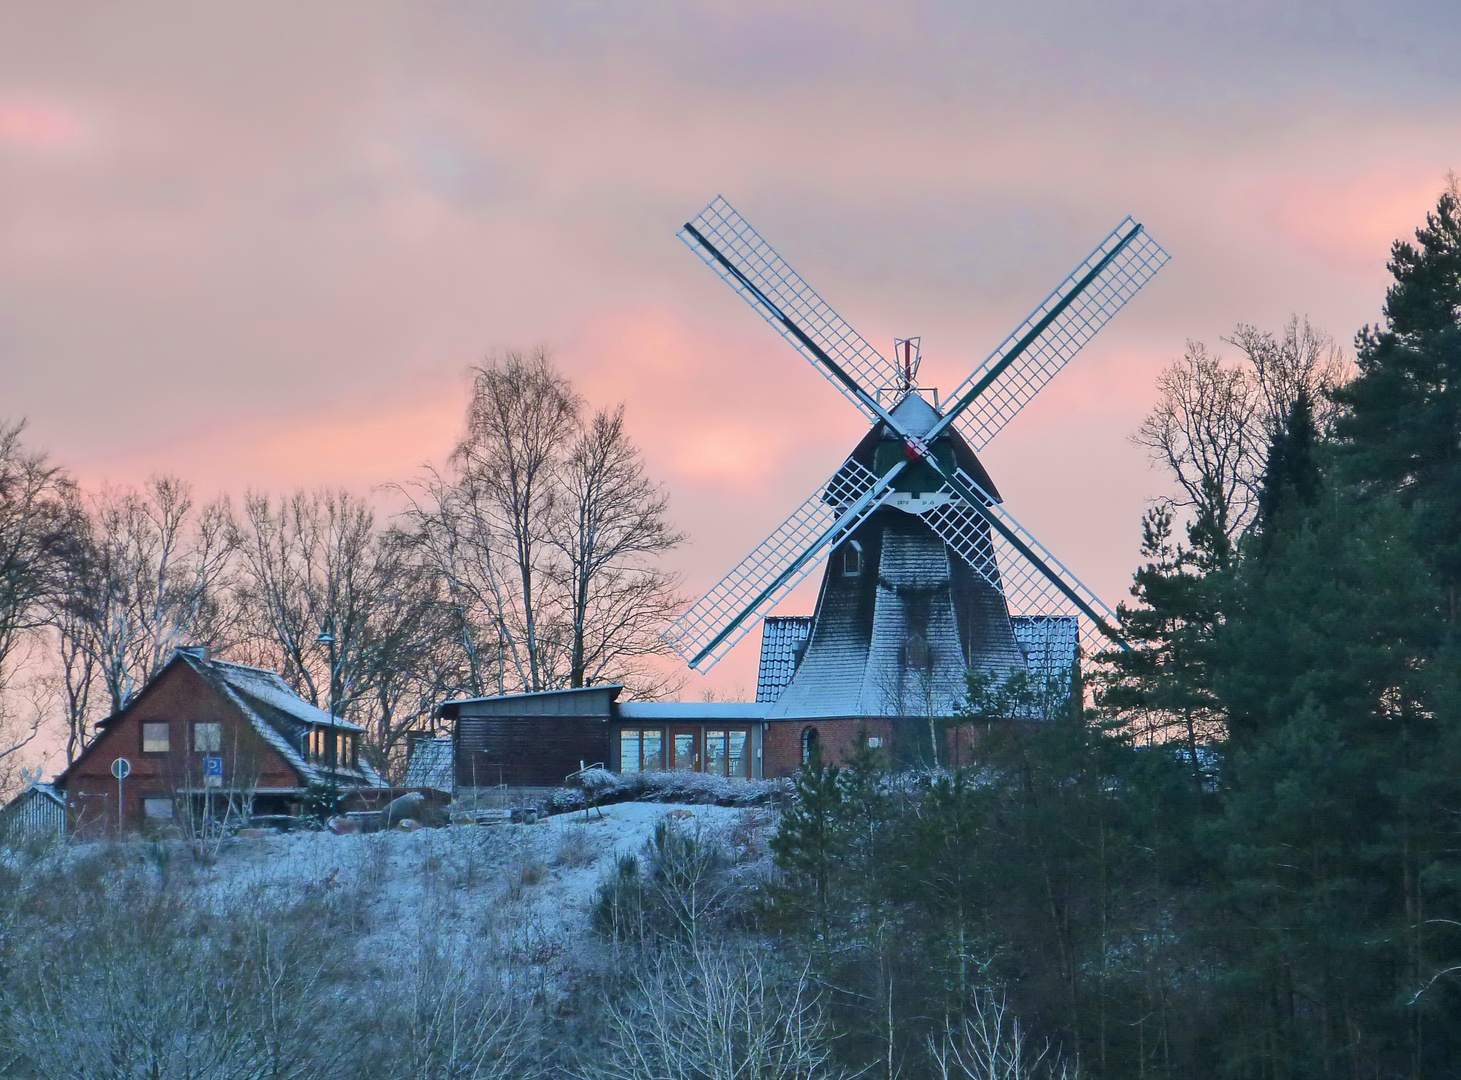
{"left": 769, "top": 755, "right": 846, "bottom": 940}
{"left": 1334, "top": 180, "right": 1461, "bottom": 615}
{"left": 1255, "top": 386, "right": 1321, "bottom": 542}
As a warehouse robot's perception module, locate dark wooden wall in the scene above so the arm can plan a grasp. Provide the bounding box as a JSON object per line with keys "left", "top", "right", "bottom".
{"left": 455, "top": 715, "right": 611, "bottom": 788}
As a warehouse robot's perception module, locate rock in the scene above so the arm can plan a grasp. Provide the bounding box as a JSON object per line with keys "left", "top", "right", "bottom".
{"left": 327, "top": 816, "right": 358, "bottom": 835}
{"left": 397, "top": 818, "right": 422, "bottom": 832}
{"left": 383, "top": 791, "right": 448, "bottom": 828}
{"left": 234, "top": 828, "right": 270, "bottom": 839}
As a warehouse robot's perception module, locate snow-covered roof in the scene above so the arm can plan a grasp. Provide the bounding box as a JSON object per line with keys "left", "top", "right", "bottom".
{"left": 177, "top": 652, "right": 387, "bottom": 789}
{"left": 439, "top": 685, "right": 625, "bottom": 710}
{"left": 756, "top": 616, "right": 811, "bottom": 704}
{"left": 403, "top": 737, "right": 453, "bottom": 793}
{"left": 2, "top": 782, "right": 64, "bottom": 812}
{"left": 616, "top": 702, "right": 770, "bottom": 721}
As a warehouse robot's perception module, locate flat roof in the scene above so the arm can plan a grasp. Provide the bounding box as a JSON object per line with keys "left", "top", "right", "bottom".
{"left": 438, "top": 685, "right": 625, "bottom": 710}
{"left": 617, "top": 702, "right": 770, "bottom": 720}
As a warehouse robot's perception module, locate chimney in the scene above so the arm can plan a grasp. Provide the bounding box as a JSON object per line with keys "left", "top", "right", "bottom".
{"left": 175, "top": 645, "right": 208, "bottom": 662}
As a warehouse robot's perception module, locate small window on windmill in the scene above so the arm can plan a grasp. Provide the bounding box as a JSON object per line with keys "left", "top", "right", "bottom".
{"left": 905, "top": 632, "right": 931, "bottom": 671}
{"left": 841, "top": 540, "right": 863, "bottom": 578}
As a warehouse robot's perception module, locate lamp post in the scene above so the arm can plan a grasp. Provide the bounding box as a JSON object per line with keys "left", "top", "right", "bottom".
{"left": 317, "top": 622, "right": 340, "bottom": 818}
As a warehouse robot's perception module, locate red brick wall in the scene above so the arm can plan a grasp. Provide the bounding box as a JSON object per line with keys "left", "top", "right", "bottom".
{"left": 63, "top": 663, "right": 299, "bottom": 836}
{"left": 763, "top": 718, "right": 1018, "bottom": 777}
{"left": 763, "top": 718, "right": 897, "bottom": 777}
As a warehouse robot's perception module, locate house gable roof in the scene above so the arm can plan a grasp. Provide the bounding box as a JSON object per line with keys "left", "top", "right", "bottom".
{"left": 176, "top": 652, "right": 386, "bottom": 789}
{"left": 58, "top": 651, "right": 386, "bottom": 791}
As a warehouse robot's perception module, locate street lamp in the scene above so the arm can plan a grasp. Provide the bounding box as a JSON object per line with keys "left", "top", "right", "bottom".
{"left": 316, "top": 623, "right": 339, "bottom": 818}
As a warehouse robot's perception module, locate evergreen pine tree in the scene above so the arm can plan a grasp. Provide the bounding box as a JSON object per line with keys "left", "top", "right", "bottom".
{"left": 1334, "top": 180, "right": 1461, "bottom": 615}
{"left": 769, "top": 755, "right": 846, "bottom": 940}
{"left": 1100, "top": 485, "right": 1230, "bottom": 791}
{"left": 1256, "top": 386, "right": 1321, "bottom": 542}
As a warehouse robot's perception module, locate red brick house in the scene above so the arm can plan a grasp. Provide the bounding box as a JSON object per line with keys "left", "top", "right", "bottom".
{"left": 56, "top": 648, "right": 387, "bottom": 835}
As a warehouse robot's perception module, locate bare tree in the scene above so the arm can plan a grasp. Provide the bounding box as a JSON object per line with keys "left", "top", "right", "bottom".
{"left": 78, "top": 477, "right": 236, "bottom": 713}
{"left": 551, "top": 404, "right": 684, "bottom": 692}
{"left": 234, "top": 490, "right": 453, "bottom": 773}
{"left": 1135, "top": 319, "right": 1352, "bottom": 540}
{"left": 398, "top": 465, "right": 514, "bottom": 698}
{"left": 455, "top": 348, "right": 580, "bottom": 692}
{"left": 586, "top": 946, "right": 843, "bottom": 1080}
{"left": 404, "top": 352, "right": 686, "bottom": 698}
{"left": 1226, "top": 315, "right": 1352, "bottom": 436}
{"left": 928, "top": 989, "right": 1081, "bottom": 1080}
{"left": 1134, "top": 341, "right": 1263, "bottom": 539}
{"left": 234, "top": 489, "right": 379, "bottom": 709}
{"left": 0, "top": 420, "right": 76, "bottom": 696}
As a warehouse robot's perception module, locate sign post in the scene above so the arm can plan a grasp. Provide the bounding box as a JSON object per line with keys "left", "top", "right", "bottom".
{"left": 110, "top": 757, "right": 131, "bottom": 835}
{"left": 203, "top": 754, "right": 223, "bottom": 830}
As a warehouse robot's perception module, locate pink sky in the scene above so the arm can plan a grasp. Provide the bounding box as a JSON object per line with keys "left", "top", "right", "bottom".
{"left": 2, "top": 3, "right": 1458, "bottom": 699}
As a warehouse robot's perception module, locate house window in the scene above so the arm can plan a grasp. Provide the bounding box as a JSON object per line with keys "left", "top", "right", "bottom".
{"left": 142, "top": 722, "right": 170, "bottom": 754}
{"left": 619, "top": 729, "right": 665, "bottom": 773}
{"left": 702, "top": 728, "right": 752, "bottom": 778}
{"left": 706, "top": 729, "right": 727, "bottom": 775}
{"left": 801, "top": 726, "right": 820, "bottom": 766}
{"left": 642, "top": 729, "right": 662, "bottom": 771}
{"left": 143, "top": 797, "right": 173, "bottom": 820}
{"left": 193, "top": 722, "right": 222, "bottom": 753}
{"left": 841, "top": 540, "right": 863, "bottom": 577}
{"left": 867, "top": 735, "right": 883, "bottom": 749}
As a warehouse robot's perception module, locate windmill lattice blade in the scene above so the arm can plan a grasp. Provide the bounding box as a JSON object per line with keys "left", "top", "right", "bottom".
{"left": 922, "top": 469, "right": 1123, "bottom": 660}
{"left": 946, "top": 219, "right": 1170, "bottom": 450}
{"left": 664, "top": 458, "right": 895, "bottom": 671}
{"left": 681, "top": 197, "right": 899, "bottom": 422}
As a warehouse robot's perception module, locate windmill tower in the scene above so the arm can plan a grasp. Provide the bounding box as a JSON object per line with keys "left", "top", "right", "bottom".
{"left": 665, "top": 198, "right": 1169, "bottom": 723}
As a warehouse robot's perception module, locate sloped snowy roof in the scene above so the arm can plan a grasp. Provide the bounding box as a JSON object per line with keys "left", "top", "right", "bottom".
{"left": 756, "top": 616, "right": 811, "bottom": 704}
{"left": 403, "top": 737, "right": 454, "bottom": 793}
{"left": 177, "top": 652, "right": 387, "bottom": 789}
{"left": 1011, "top": 615, "right": 1079, "bottom": 693}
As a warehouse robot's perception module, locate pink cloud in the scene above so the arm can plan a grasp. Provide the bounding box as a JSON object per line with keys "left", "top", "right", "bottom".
{"left": 71, "top": 375, "right": 465, "bottom": 498}
{"left": 1240, "top": 166, "right": 1450, "bottom": 276}
{"left": 0, "top": 98, "right": 81, "bottom": 150}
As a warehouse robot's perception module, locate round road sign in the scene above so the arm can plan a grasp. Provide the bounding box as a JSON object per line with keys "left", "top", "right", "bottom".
{"left": 111, "top": 757, "right": 131, "bottom": 780}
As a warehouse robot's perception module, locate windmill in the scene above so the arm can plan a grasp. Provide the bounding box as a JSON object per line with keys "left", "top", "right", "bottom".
{"left": 664, "top": 197, "right": 1169, "bottom": 718}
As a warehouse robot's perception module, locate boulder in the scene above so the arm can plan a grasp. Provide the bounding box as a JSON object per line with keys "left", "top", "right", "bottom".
{"left": 397, "top": 818, "right": 422, "bottom": 832}
{"left": 235, "top": 828, "right": 270, "bottom": 839}
{"left": 327, "top": 816, "right": 358, "bottom": 835}
{"left": 383, "top": 791, "right": 447, "bottom": 828}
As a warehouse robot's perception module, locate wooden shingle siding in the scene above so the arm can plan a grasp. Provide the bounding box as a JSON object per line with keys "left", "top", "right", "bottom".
{"left": 0, "top": 785, "right": 66, "bottom": 842}
{"left": 456, "top": 715, "right": 611, "bottom": 789}
{"left": 445, "top": 686, "right": 620, "bottom": 790}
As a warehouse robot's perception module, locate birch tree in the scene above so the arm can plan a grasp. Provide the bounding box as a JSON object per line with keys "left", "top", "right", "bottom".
{"left": 551, "top": 404, "right": 683, "bottom": 690}
{"left": 79, "top": 477, "right": 236, "bottom": 713}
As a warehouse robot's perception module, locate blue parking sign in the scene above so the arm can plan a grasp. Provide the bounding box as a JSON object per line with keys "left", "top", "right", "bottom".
{"left": 204, "top": 755, "right": 223, "bottom": 787}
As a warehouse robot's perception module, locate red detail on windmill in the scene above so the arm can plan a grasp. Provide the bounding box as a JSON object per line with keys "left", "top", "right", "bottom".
{"left": 894, "top": 337, "right": 921, "bottom": 395}
{"left": 904, "top": 436, "right": 928, "bottom": 462}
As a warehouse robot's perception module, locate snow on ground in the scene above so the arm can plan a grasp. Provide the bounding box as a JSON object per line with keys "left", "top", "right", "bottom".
{"left": 181, "top": 801, "right": 777, "bottom": 999}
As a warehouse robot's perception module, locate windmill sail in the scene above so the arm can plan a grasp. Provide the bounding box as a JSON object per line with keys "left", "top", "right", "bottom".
{"left": 935, "top": 218, "right": 1170, "bottom": 451}
{"left": 681, "top": 197, "right": 900, "bottom": 421}
{"left": 664, "top": 458, "right": 901, "bottom": 670}
{"left": 920, "top": 468, "right": 1123, "bottom": 658}
{"left": 669, "top": 196, "right": 1168, "bottom": 676}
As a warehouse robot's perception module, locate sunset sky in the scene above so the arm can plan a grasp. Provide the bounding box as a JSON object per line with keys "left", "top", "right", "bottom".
{"left": 2, "top": 2, "right": 1458, "bottom": 699}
